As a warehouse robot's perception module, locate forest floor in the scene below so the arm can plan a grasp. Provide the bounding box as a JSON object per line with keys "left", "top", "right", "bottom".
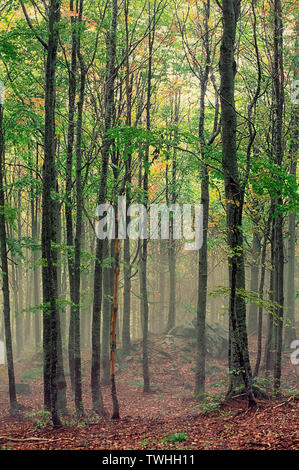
{"left": 0, "top": 334, "right": 298, "bottom": 451}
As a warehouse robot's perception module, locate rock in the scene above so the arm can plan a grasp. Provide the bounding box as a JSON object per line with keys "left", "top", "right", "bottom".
{"left": 125, "top": 355, "right": 133, "bottom": 362}
{"left": 171, "top": 337, "right": 188, "bottom": 349}
{"left": 179, "top": 341, "right": 194, "bottom": 352}
{"left": 15, "top": 383, "right": 31, "bottom": 395}
{"left": 168, "top": 322, "right": 195, "bottom": 339}
{"left": 167, "top": 319, "right": 229, "bottom": 358}
{"left": 205, "top": 323, "right": 229, "bottom": 358}
{"left": 162, "top": 335, "right": 174, "bottom": 346}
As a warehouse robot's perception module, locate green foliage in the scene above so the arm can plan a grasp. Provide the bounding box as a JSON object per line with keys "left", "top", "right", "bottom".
{"left": 250, "top": 160, "right": 299, "bottom": 214}
{"left": 193, "top": 393, "right": 224, "bottom": 414}
{"left": 140, "top": 439, "right": 150, "bottom": 446}
{"left": 211, "top": 379, "right": 229, "bottom": 389}
{"left": 6, "top": 236, "right": 40, "bottom": 261}
{"left": 252, "top": 376, "right": 273, "bottom": 396}
{"left": 160, "top": 432, "right": 188, "bottom": 444}
{"left": 180, "top": 353, "right": 189, "bottom": 363}
{"left": 0, "top": 204, "right": 18, "bottom": 228}
{"left": 129, "top": 379, "right": 143, "bottom": 388}
{"left": 25, "top": 411, "right": 52, "bottom": 429}
{"left": 210, "top": 285, "right": 286, "bottom": 325}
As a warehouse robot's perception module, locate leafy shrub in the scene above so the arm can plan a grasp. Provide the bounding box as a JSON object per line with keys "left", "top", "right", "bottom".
{"left": 25, "top": 410, "right": 52, "bottom": 429}
{"left": 161, "top": 432, "right": 188, "bottom": 443}
{"left": 194, "top": 393, "right": 223, "bottom": 414}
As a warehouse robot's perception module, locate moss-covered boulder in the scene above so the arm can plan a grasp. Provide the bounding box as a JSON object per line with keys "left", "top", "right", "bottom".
{"left": 167, "top": 320, "right": 229, "bottom": 358}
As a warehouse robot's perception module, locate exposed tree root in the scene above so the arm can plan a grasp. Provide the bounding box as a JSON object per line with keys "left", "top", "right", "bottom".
{"left": 226, "top": 385, "right": 269, "bottom": 402}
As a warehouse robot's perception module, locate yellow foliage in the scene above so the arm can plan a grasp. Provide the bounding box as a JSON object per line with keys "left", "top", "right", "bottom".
{"left": 150, "top": 160, "right": 167, "bottom": 177}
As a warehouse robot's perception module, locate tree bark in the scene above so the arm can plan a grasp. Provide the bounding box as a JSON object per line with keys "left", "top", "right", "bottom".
{"left": 91, "top": 0, "right": 117, "bottom": 414}
{"left": 122, "top": 0, "right": 133, "bottom": 355}
{"left": 139, "top": 5, "right": 156, "bottom": 393}
{"left": 101, "top": 239, "right": 112, "bottom": 385}
{"left": 272, "top": 0, "right": 284, "bottom": 396}
{"left": 219, "top": 0, "right": 255, "bottom": 406}
{"left": 110, "top": 213, "right": 120, "bottom": 419}
{"left": 254, "top": 211, "right": 272, "bottom": 377}
{"left": 284, "top": 104, "right": 298, "bottom": 346}
{"left": 65, "top": 0, "right": 79, "bottom": 402}
{"left": 41, "top": 0, "right": 62, "bottom": 427}
{"left": 248, "top": 232, "right": 261, "bottom": 334}
{"left": 0, "top": 103, "right": 18, "bottom": 415}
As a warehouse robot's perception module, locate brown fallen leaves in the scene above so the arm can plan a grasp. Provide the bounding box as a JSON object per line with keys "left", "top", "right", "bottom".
{"left": 0, "top": 334, "right": 298, "bottom": 450}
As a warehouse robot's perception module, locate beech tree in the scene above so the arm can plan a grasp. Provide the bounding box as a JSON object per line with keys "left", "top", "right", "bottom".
{"left": 219, "top": 0, "right": 255, "bottom": 405}
{"left": 41, "top": 0, "right": 63, "bottom": 426}
{"left": 0, "top": 98, "right": 18, "bottom": 415}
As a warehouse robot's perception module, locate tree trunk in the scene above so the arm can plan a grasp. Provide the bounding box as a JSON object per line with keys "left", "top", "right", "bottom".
{"left": 272, "top": 0, "right": 284, "bottom": 396}
{"left": 41, "top": 0, "right": 62, "bottom": 427}
{"left": 165, "top": 93, "right": 179, "bottom": 333}
{"left": 284, "top": 105, "right": 298, "bottom": 346}
{"left": 195, "top": 165, "right": 209, "bottom": 396}
{"left": 248, "top": 232, "right": 261, "bottom": 334}
{"left": 194, "top": 0, "right": 214, "bottom": 397}
{"left": 56, "top": 196, "right": 68, "bottom": 413}
{"left": 101, "top": 239, "right": 112, "bottom": 385}
{"left": 139, "top": 7, "right": 156, "bottom": 393}
{"left": 0, "top": 103, "right": 18, "bottom": 415}
{"left": 65, "top": 0, "right": 78, "bottom": 402}
{"left": 71, "top": 5, "right": 86, "bottom": 414}
{"left": 264, "top": 230, "right": 274, "bottom": 379}
{"left": 219, "top": 0, "right": 255, "bottom": 406}
{"left": 122, "top": 1, "right": 132, "bottom": 355}
{"left": 110, "top": 213, "right": 120, "bottom": 419}
{"left": 254, "top": 211, "right": 272, "bottom": 377}
{"left": 32, "top": 145, "right": 41, "bottom": 348}
{"left": 91, "top": 0, "right": 117, "bottom": 414}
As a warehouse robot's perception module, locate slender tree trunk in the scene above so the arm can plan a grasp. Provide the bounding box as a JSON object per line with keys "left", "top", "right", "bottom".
{"left": 254, "top": 211, "right": 272, "bottom": 377}
{"left": 284, "top": 105, "right": 298, "bottom": 346}
{"left": 122, "top": 236, "right": 131, "bottom": 354}
{"left": 15, "top": 190, "right": 24, "bottom": 357}
{"left": 91, "top": 0, "right": 117, "bottom": 414}
{"left": 159, "top": 240, "right": 166, "bottom": 330}
{"left": 195, "top": 166, "right": 209, "bottom": 396}
{"left": 165, "top": 94, "right": 179, "bottom": 333}
{"left": 110, "top": 214, "right": 120, "bottom": 419}
{"left": 65, "top": 0, "right": 78, "bottom": 401}
{"left": 122, "top": 0, "right": 132, "bottom": 355}
{"left": 248, "top": 232, "right": 261, "bottom": 334}
{"left": 101, "top": 239, "right": 112, "bottom": 385}
{"left": 32, "top": 146, "right": 41, "bottom": 348}
{"left": 140, "top": 236, "right": 150, "bottom": 392}
{"left": 139, "top": 7, "right": 156, "bottom": 393}
{"left": 0, "top": 103, "right": 18, "bottom": 415}
{"left": 56, "top": 197, "right": 68, "bottom": 413}
{"left": 264, "top": 229, "right": 274, "bottom": 379}
{"left": 194, "top": 0, "right": 214, "bottom": 396}
{"left": 71, "top": 5, "right": 86, "bottom": 414}
{"left": 272, "top": 0, "right": 284, "bottom": 396}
